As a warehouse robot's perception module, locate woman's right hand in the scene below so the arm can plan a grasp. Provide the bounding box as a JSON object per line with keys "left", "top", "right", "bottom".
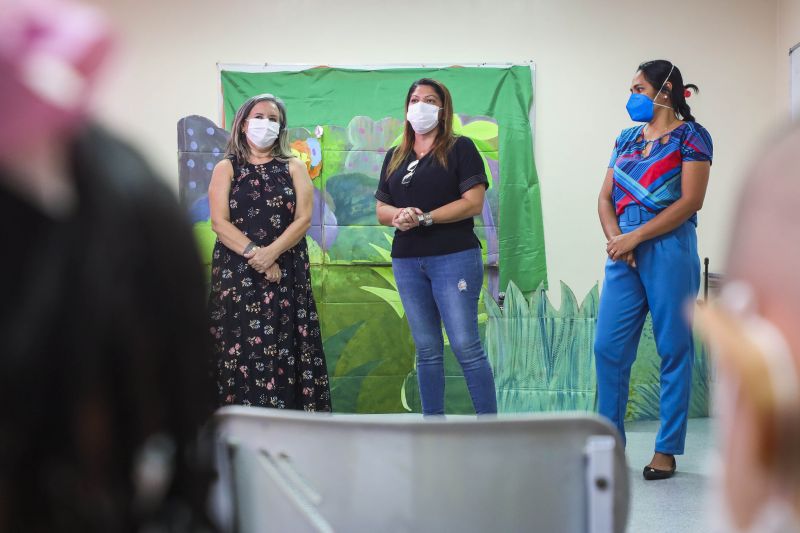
{"left": 392, "top": 207, "right": 423, "bottom": 231}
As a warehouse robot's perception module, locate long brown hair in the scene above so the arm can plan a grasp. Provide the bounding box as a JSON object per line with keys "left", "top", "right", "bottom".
{"left": 386, "top": 78, "right": 456, "bottom": 177}
{"left": 225, "top": 94, "right": 294, "bottom": 164}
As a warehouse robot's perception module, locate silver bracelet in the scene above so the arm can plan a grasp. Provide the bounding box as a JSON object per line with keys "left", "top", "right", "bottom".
{"left": 243, "top": 242, "right": 259, "bottom": 255}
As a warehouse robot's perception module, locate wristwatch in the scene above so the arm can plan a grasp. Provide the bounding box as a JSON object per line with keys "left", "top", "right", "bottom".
{"left": 417, "top": 212, "right": 434, "bottom": 226}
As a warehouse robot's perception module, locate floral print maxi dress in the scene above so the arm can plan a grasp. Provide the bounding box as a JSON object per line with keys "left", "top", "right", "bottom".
{"left": 209, "top": 156, "right": 331, "bottom": 411}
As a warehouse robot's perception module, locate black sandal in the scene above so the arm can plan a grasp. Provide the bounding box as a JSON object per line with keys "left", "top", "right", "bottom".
{"left": 643, "top": 456, "right": 676, "bottom": 480}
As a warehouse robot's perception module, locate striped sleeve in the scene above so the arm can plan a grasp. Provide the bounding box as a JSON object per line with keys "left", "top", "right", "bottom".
{"left": 456, "top": 136, "right": 489, "bottom": 194}
{"left": 680, "top": 123, "right": 713, "bottom": 164}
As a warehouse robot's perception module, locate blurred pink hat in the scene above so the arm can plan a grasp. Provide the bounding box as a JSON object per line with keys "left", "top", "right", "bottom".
{"left": 0, "top": 0, "right": 113, "bottom": 154}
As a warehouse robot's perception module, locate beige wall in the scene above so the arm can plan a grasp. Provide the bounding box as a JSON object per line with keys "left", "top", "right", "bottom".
{"left": 88, "top": 0, "right": 781, "bottom": 298}
{"left": 779, "top": 0, "right": 800, "bottom": 116}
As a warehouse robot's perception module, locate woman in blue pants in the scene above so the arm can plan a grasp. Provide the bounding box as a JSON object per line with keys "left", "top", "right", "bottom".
{"left": 595, "top": 60, "right": 712, "bottom": 479}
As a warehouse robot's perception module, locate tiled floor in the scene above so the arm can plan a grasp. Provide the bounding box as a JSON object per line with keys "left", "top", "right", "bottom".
{"left": 624, "top": 418, "right": 716, "bottom": 533}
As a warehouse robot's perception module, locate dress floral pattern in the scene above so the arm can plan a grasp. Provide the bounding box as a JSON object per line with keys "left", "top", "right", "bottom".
{"left": 209, "top": 156, "right": 331, "bottom": 411}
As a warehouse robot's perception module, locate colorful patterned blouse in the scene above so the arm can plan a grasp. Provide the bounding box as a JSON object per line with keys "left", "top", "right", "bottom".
{"left": 608, "top": 122, "right": 713, "bottom": 224}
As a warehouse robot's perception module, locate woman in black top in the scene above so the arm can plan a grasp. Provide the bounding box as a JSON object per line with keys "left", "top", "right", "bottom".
{"left": 375, "top": 78, "right": 497, "bottom": 415}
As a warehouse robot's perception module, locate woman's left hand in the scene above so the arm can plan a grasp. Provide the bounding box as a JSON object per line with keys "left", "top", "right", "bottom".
{"left": 607, "top": 231, "right": 642, "bottom": 261}
{"left": 248, "top": 246, "right": 278, "bottom": 273}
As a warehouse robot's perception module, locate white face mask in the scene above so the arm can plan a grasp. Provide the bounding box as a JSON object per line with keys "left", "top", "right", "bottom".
{"left": 246, "top": 118, "right": 280, "bottom": 149}
{"left": 406, "top": 102, "right": 440, "bottom": 134}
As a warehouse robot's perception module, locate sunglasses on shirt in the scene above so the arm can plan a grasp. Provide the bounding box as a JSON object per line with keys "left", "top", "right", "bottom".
{"left": 401, "top": 159, "right": 419, "bottom": 187}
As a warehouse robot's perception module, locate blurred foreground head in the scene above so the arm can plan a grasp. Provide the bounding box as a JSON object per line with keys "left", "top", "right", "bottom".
{"left": 697, "top": 126, "right": 800, "bottom": 532}
{"left": 0, "top": 1, "right": 215, "bottom": 532}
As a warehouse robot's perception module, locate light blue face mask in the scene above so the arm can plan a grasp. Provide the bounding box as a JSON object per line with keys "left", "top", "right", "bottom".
{"left": 626, "top": 63, "right": 675, "bottom": 122}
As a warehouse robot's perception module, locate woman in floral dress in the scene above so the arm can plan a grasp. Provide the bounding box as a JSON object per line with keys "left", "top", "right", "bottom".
{"left": 208, "top": 94, "right": 331, "bottom": 411}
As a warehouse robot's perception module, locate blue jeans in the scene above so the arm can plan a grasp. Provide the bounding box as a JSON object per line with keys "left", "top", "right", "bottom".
{"left": 594, "top": 208, "right": 700, "bottom": 454}
{"left": 392, "top": 247, "right": 497, "bottom": 415}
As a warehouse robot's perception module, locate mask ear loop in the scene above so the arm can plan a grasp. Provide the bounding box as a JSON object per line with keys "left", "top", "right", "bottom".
{"left": 652, "top": 62, "right": 675, "bottom": 110}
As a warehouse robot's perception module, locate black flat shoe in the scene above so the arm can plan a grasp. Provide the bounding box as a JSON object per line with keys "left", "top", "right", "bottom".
{"left": 643, "top": 456, "right": 676, "bottom": 480}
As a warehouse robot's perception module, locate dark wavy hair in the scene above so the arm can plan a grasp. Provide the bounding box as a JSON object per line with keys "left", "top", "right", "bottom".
{"left": 638, "top": 60, "right": 700, "bottom": 122}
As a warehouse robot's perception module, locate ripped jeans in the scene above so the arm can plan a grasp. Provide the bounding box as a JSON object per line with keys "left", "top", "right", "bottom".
{"left": 392, "top": 247, "right": 497, "bottom": 415}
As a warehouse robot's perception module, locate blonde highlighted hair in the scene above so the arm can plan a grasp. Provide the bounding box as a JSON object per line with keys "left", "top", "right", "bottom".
{"left": 225, "top": 93, "right": 294, "bottom": 164}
